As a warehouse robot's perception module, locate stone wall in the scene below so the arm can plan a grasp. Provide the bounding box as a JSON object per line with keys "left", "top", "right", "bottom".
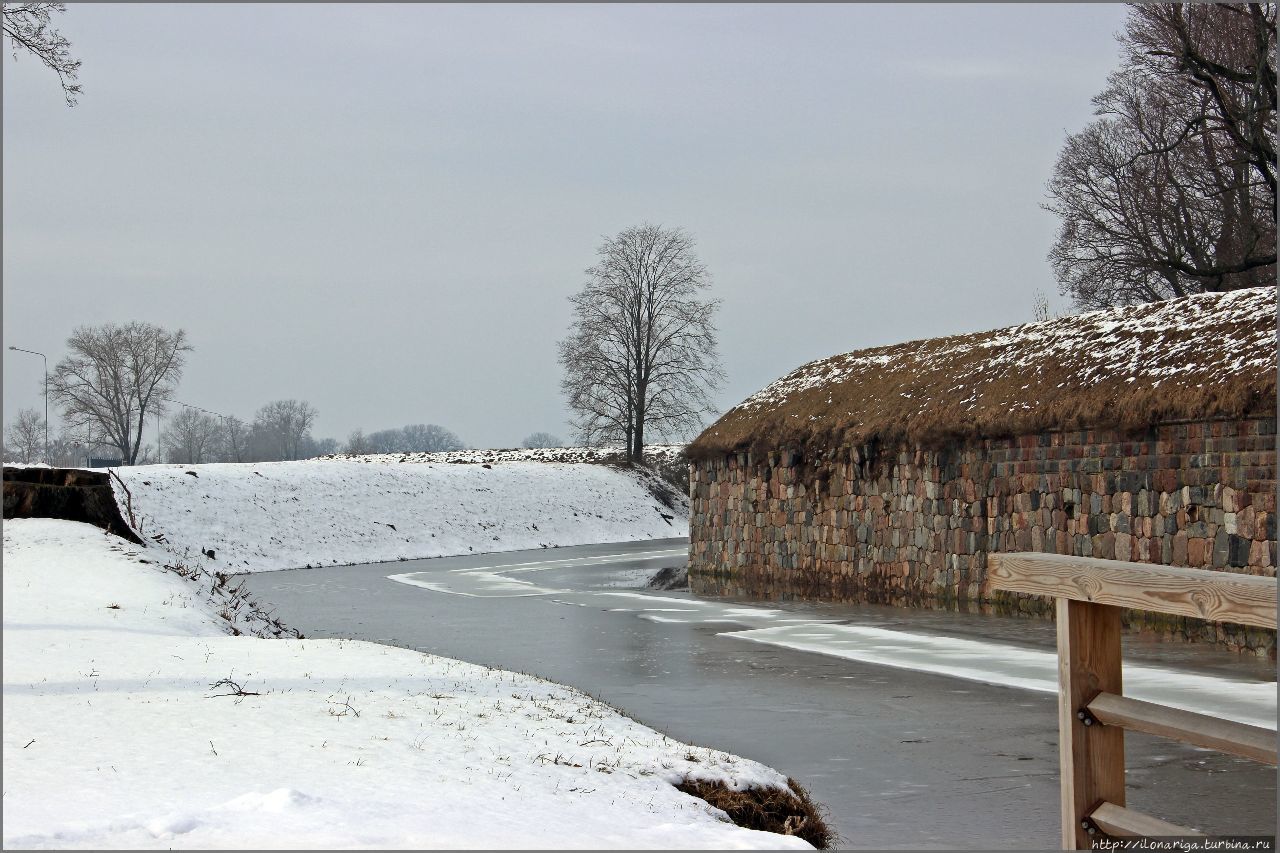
{"left": 688, "top": 418, "right": 1277, "bottom": 656}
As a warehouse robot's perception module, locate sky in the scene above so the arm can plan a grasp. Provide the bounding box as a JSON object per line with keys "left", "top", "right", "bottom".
{"left": 3, "top": 3, "right": 1131, "bottom": 450}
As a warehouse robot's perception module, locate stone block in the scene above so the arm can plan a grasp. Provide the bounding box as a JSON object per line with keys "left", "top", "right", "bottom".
{"left": 1212, "top": 530, "right": 1229, "bottom": 568}
{"left": 1249, "top": 538, "right": 1272, "bottom": 568}
{"left": 1229, "top": 534, "right": 1252, "bottom": 569}
{"left": 1115, "top": 532, "right": 1132, "bottom": 561}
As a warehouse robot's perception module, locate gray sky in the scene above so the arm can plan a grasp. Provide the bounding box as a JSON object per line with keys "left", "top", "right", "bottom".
{"left": 3, "top": 3, "right": 1130, "bottom": 450}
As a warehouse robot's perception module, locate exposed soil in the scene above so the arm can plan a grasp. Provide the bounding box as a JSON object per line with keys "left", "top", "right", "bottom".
{"left": 3, "top": 467, "right": 142, "bottom": 544}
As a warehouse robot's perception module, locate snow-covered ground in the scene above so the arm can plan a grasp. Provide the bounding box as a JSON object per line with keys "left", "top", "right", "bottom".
{"left": 108, "top": 454, "right": 687, "bottom": 573}
{"left": 2, "top": 519, "right": 811, "bottom": 849}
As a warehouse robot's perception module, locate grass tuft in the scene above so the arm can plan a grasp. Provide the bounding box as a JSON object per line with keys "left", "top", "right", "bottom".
{"left": 676, "top": 776, "right": 837, "bottom": 849}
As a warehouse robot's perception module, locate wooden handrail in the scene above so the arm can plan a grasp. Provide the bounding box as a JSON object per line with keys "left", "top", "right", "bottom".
{"left": 988, "top": 552, "right": 1279, "bottom": 848}
{"left": 1087, "top": 692, "right": 1278, "bottom": 766}
{"left": 987, "top": 552, "right": 1277, "bottom": 629}
{"left": 1089, "top": 803, "right": 1204, "bottom": 839}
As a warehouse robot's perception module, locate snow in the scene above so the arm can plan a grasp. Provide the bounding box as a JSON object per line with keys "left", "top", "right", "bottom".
{"left": 723, "top": 624, "right": 1277, "bottom": 729}
{"left": 2, "top": 519, "right": 811, "bottom": 850}
{"left": 324, "top": 444, "right": 688, "bottom": 468}
{"left": 108, "top": 454, "right": 688, "bottom": 573}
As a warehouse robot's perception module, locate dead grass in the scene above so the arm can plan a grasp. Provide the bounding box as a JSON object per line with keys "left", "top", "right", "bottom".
{"left": 689, "top": 288, "right": 1275, "bottom": 460}
{"left": 676, "top": 776, "right": 837, "bottom": 849}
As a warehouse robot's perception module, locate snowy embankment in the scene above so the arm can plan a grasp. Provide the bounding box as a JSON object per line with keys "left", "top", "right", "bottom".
{"left": 2, "top": 519, "right": 815, "bottom": 849}
{"left": 109, "top": 453, "right": 688, "bottom": 573}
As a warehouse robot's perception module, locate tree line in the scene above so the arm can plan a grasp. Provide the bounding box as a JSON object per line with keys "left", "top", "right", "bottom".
{"left": 2, "top": 321, "right": 474, "bottom": 466}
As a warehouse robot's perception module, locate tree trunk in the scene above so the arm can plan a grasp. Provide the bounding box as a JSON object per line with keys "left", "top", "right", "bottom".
{"left": 127, "top": 415, "right": 142, "bottom": 464}
{"left": 624, "top": 397, "right": 634, "bottom": 462}
{"left": 632, "top": 393, "right": 645, "bottom": 464}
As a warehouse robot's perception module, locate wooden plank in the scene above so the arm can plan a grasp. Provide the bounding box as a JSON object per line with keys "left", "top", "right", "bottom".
{"left": 1087, "top": 692, "right": 1278, "bottom": 766}
{"left": 1058, "top": 598, "right": 1126, "bottom": 850}
{"left": 1089, "top": 802, "right": 1204, "bottom": 838}
{"left": 988, "top": 552, "right": 1277, "bottom": 629}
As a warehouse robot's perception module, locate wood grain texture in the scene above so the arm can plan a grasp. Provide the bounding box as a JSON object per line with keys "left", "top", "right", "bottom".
{"left": 1087, "top": 692, "right": 1278, "bottom": 766}
{"left": 1058, "top": 599, "right": 1125, "bottom": 850}
{"left": 1089, "top": 802, "right": 1204, "bottom": 839}
{"left": 988, "top": 552, "right": 1277, "bottom": 629}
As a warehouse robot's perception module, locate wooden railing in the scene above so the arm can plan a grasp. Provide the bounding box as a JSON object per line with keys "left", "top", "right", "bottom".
{"left": 987, "top": 553, "right": 1278, "bottom": 849}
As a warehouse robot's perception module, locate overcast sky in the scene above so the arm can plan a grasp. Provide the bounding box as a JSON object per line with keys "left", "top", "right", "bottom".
{"left": 3, "top": 3, "right": 1130, "bottom": 450}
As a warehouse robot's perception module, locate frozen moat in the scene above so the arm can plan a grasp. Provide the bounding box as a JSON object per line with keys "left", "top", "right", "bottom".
{"left": 240, "top": 538, "right": 1277, "bottom": 848}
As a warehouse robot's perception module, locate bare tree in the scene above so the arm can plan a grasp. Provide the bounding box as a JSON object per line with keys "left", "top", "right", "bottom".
{"left": 360, "top": 423, "right": 466, "bottom": 453}
{"left": 558, "top": 224, "right": 723, "bottom": 462}
{"left": 49, "top": 322, "right": 191, "bottom": 465}
{"left": 250, "top": 399, "right": 317, "bottom": 461}
{"left": 401, "top": 423, "right": 464, "bottom": 453}
{"left": 218, "top": 415, "right": 250, "bottom": 462}
{"left": 344, "top": 428, "right": 374, "bottom": 455}
{"left": 1045, "top": 3, "right": 1276, "bottom": 309}
{"left": 2, "top": 2, "right": 81, "bottom": 105}
{"left": 307, "top": 436, "right": 339, "bottom": 457}
{"left": 46, "top": 427, "right": 91, "bottom": 467}
{"left": 162, "top": 407, "right": 221, "bottom": 464}
{"left": 4, "top": 408, "right": 45, "bottom": 463}
{"left": 522, "top": 431, "right": 563, "bottom": 449}
{"left": 366, "top": 427, "right": 404, "bottom": 454}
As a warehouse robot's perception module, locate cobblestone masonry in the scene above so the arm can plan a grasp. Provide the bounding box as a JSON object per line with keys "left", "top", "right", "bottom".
{"left": 689, "top": 418, "right": 1277, "bottom": 656}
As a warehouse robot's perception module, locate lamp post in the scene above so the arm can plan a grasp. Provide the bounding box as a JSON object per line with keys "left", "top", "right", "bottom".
{"left": 8, "top": 346, "right": 48, "bottom": 465}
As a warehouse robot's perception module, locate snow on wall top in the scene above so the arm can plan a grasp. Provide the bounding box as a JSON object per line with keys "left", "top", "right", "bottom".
{"left": 321, "top": 444, "right": 686, "bottom": 467}
{"left": 690, "top": 287, "right": 1277, "bottom": 458}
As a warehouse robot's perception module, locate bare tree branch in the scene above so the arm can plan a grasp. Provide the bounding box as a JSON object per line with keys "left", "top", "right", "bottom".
{"left": 2, "top": 2, "right": 81, "bottom": 105}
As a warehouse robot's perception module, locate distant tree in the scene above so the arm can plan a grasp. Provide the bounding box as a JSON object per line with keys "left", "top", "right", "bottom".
{"left": 344, "top": 428, "right": 374, "bottom": 455}
{"left": 162, "top": 408, "right": 221, "bottom": 464}
{"left": 218, "top": 415, "right": 250, "bottom": 462}
{"left": 559, "top": 224, "right": 723, "bottom": 462}
{"left": 250, "top": 399, "right": 317, "bottom": 461}
{"left": 1031, "top": 289, "right": 1071, "bottom": 322}
{"left": 366, "top": 427, "right": 404, "bottom": 454}
{"left": 522, "top": 431, "right": 563, "bottom": 449}
{"left": 359, "top": 423, "right": 466, "bottom": 453}
{"left": 401, "top": 423, "right": 464, "bottom": 453}
{"left": 1045, "top": 3, "right": 1276, "bottom": 309}
{"left": 2, "top": 2, "right": 82, "bottom": 105}
{"left": 46, "top": 431, "right": 81, "bottom": 467}
{"left": 303, "top": 436, "right": 339, "bottom": 458}
{"left": 1033, "top": 290, "right": 1052, "bottom": 322}
{"left": 4, "top": 407, "right": 45, "bottom": 463}
{"left": 317, "top": 437, "right": 340, "bottom": 456}
{"left": 49, "top": 322, "right": 191, "bottom": 465}
{"left": 46, "top": 422, "right": 99, "bottom": 466}
{"left": 45, "top": 427, "right": 94, "bottom": 467}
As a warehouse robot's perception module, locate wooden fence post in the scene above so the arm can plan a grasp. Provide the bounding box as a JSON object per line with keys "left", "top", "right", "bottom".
{"left": 1057, "top": 598, "right": 1125, "bottom": 849}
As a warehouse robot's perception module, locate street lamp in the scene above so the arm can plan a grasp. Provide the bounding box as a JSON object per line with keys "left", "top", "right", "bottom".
{"left": 8, "top": 346, "right": 49, "bottom": 465}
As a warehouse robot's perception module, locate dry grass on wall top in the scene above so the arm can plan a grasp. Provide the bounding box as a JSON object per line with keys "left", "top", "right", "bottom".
{"left": 689, "top": 288, "right": 1277, "bottom": 460}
